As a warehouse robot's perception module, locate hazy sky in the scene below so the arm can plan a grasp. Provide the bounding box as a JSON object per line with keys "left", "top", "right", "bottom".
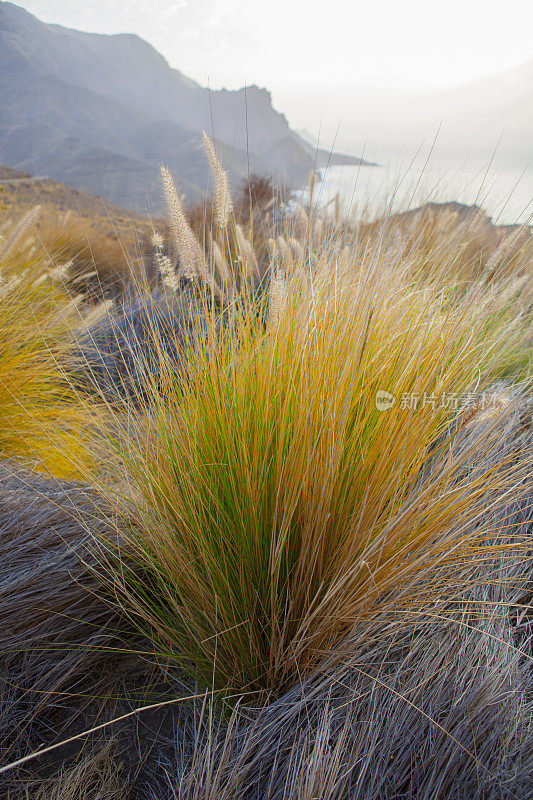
{"left": 12, "top": 0, "right": 533, "bottom": 92}
{"left": 10, "top": 0, "right": 533, "bottom": 158}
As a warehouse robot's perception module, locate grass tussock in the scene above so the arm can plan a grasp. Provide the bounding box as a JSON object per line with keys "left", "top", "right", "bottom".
{"left": 9, "top": 740, "right": 128, "bottom": 800}
{"left": 77, "top": 140, "right": 533, "bottom": 697}
{"left": 0, "top": 465, "right": 149, "bottom": 775}
{"left": 0, "top": 211, "right": 101, "bottom": 476}
{"left": 170, "top": 581, "right": 532, "bottom": 800}
{"left": 92, "top": 274, "right": 531, "bottom": 694}
{"left": 358, "top": 202, "right": 533, "bottom": 285}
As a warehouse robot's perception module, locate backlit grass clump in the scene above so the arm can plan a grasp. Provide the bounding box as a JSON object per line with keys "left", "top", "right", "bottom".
{"left": 0, "top": 208, "right": 96, "bottom": 476}
{"left": 84, "top": 141, "right": 533, "bottom": 695}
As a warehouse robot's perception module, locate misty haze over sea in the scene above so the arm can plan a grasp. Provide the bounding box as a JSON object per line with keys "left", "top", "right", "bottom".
{"left": 311, "top": 154, "right": 532, "bottom": 225}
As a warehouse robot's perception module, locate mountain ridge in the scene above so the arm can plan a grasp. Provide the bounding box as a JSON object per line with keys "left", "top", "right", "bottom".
{"left": 0, "top": 1, "right": 369, "bottom": 213}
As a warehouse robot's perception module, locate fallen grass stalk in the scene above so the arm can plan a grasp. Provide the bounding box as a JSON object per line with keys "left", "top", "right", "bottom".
{"left": 0, "top": 692, "right": 208, "bottom": 777}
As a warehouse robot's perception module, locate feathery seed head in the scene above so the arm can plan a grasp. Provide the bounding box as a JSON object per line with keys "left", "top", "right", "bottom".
{"left": 267, "top": 238, "right": 280, "bottom": 266}
{"left": 0, "top": 205, "right": 41, "bottom": 260}
{"left": 312, "top": 217, "right": 324, "bottom": 248}
{"left": 294, "top": 204, "right": 309, "bottom": 239}
{"left": 202, "top": 132, "right": 233, "bottom": 228}
{"left": 160, "top": 165, "right": 208, "bottom": 282}
{"left": 151, "top": 232, "right": 164, "bottom": 250}
{"left": 235, "top": 224, "right": 260, "bottom": 281}
{"left": 210, "top": 238, "right": 232, "bottom": 289}
{"left": 308, "top": 170, "right": 318, "bottom": 207}
{"left": 157, "top": 252, "right": 180, "bottom": 292}
{"left": 289, "top": 238, "right": 304, "bottom": 260}
{"left": 48, "top": 261, "right": 72, "bottom": 282}
{"left": 269, "top": 269, "right": 288, "bottom": 326}
{"left": 485, "top": 232, "right": 521, "bottom": 274}
{"left": 277, "top": 235, "right": 294, "bottom": 268}
{"left": 0, "top": 275, "right": 21, "bottom": 299}
{"left": 84, "top": 298, "right": 114, "bottom": 327}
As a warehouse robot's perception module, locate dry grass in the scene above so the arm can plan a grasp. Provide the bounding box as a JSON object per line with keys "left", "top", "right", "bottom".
{"left": 150, "top": 398, "right": 533, "bottom": 799}
{"left": 0, "top": 173, "right": 153, "bottom": 302}
{"left": 0, "top": 465, "right": 145, "bottom": 772}
{"left": 78, "top": 150, "right": 533, "bottom": 696}
{"left": 356, "top": 202, "right": 533, "bottom": 288}
{"left": 90, "top": 279, "right": 530, "bottom": 693}
{"left": 9, "top": 740, "right": 128, "bottom": 800}
{"left": 168, "top": 589, "right": 531, "bottom": 800}
{"left": 2, "top": 208, "right": 150, "bottom": 303}
{"left": 0, "top": 212, "right": 102, "bottom": 476}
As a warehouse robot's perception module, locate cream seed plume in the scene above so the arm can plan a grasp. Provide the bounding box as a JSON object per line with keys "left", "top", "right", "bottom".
{"left": 160, "top": 165, "right": 198, "bottom": 273}
{"left": 294, "top": 204, "right": 309, "bottom": 239}
{"left": 277, "top": 235, "right": 294, "bottom": 269}
{"left": 268, "top": 269, "right": 288, "bottom": 327}
{"left": 160, "top": 165, "right": 223, "bottom": 299}
{"left": 307, "top": 170, "right": 318, "bottom": 209}
{"left": 0, "top": 275, "right": 21, "bottom": 300}
{"left": 485, "top": 231, "right": 521, "bottom": 275}
{"left": 235, "top": 224, "right": 260, "bottom": 281}
{"left": 151, "top": 229, "right": 180, "bottom": 290}
{"left": 496, "top": 275, "right": 528, "bottom": 306}
{"left": 151, "top": 231, "right": 164, "bottom": 250}
{"left": 210, "top": 238, "right": 233, "bottom": 290}
{"left": 267, "top": 238, "right": 279, "bottom": 263}
{"left": 333, "top": 192, "right": 341, "bottom": 227}
{"left": 312, "top": 218, "right": 324, "bottom": 248}
{"left": 289, "top": 238, "right": 304, "bottom": 259}
{"left": 157, "top": 252, "right": 180, "bottom": 292}
{"left": 202, "top": 132, "right": 233, "bottom": 229}
{"left": 83, "top": 298, "right": 114, "bottom": 328}
{"left": 48, "top": 261, "right": 72, "bottom": 282}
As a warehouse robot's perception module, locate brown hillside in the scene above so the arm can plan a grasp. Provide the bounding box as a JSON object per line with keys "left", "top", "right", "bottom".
{"left": 0, "top": 167, "right": 155, "bottom": 300}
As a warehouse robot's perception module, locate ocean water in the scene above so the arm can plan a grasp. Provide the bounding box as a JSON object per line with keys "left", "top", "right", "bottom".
{"left": 307, "top": 154, "right": 533, "bottom": 226}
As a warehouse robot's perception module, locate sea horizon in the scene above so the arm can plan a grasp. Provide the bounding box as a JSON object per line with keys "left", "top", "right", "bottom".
{"left": 306, "top": 152, "right": 532, "bottom": 226}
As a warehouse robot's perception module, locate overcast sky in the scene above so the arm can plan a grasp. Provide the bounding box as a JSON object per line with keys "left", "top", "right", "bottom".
{"left": 10, "top": 0, "right": 533, "bottom": 157}
{"left": 13, "top": 0, "right": 533, "bottom": 91}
